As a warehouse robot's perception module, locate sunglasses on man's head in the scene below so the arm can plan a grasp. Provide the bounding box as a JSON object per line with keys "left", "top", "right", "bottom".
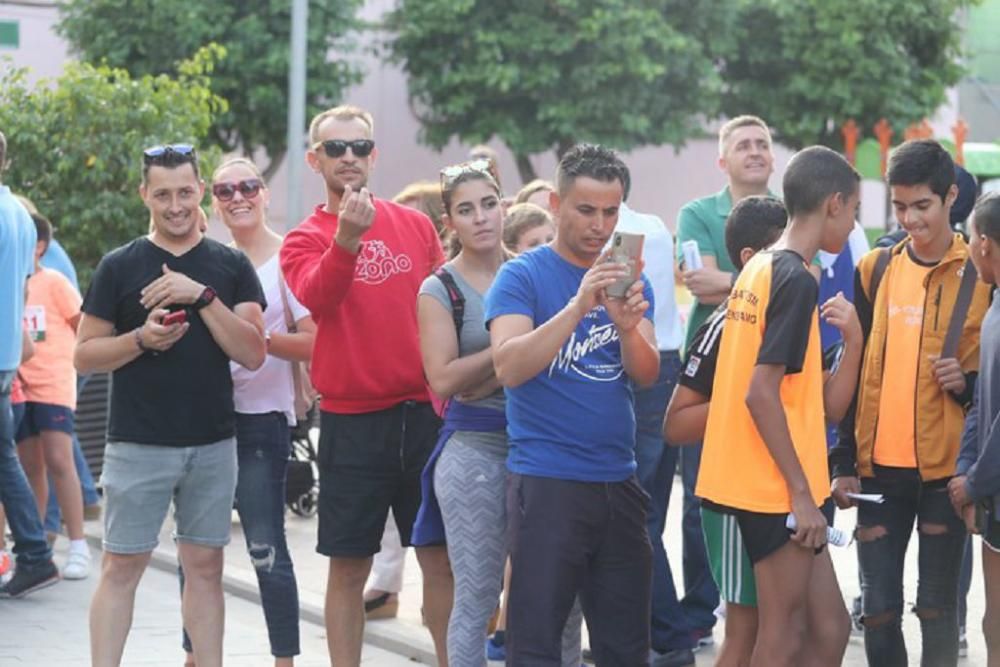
{"left": 313, "top": 139, "right": 375, "bottom": 159}
{"left": 212, "top": 178, "right": 263, "bottom": 202}
{"left": 143, "top": 144, "right": 196, "bottom": 163}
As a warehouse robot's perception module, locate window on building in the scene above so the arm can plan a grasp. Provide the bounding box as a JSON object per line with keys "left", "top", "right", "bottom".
{"left": 0, "top": 21, "right": 18, "bottom": 49}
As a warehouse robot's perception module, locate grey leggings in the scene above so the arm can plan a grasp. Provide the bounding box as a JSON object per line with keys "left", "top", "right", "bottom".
{"left": 435, "top": 434, "right": 581, "bottom": 667}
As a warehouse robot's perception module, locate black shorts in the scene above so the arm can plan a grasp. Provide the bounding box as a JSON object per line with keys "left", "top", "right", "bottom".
{"left": 316, "top": 401, "right": 440, "bottom": 558}
{"left": 703, "top": 500, "right": 824, "bottom": 565}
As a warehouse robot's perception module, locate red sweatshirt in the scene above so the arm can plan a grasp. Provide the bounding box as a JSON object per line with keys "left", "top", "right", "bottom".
{"left": 280, "top": 200, "right": 444, "bottom": 414}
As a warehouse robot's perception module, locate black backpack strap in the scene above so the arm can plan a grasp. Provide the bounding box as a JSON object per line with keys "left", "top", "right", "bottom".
{"left": 867, "top": 247, "right": 892, "bottom": 303}
{"left": 942, "top": 258, "right": 979, "bottom": 359}
{"left": 434, "top": 268, "right": 465, "bottom": 346}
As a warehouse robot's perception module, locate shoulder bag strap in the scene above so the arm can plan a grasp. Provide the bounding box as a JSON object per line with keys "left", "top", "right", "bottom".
{"left": 941, "top": 258, "right": 979, "bottom": 359}
{"left": 434, "top": 268, "right": 465, "bottom": 345}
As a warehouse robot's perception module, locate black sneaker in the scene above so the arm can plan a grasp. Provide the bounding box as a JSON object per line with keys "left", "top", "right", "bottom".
{"left": 0, "top": 560, "right": 60, "bottom": 599}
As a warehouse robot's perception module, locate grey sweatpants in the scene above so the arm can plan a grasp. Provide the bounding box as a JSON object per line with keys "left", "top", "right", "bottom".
{"left": 435, "top": 434, "right": 581, "bottom": 667}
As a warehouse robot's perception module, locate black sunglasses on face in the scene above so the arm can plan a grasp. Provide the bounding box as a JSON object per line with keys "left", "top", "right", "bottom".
{"left": 143, "top": 144, "right": 196, "bottom": 163}
{"left": 314, "top": 139, "right": 375, "bottom": 158}
{"left": 212, "top": 178, "right": 263, "bottom": 201}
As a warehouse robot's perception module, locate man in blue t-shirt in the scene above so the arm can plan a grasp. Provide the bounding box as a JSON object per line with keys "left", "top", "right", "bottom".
{"left": 485, "top": 144, "right": 660, "bottom": 665}
{"left": 0, "top": 130, "right": 60, "bottom": 598}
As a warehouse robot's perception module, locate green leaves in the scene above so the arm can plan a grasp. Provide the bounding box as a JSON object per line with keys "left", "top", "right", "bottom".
{"left": 386, "top": 0, "right": 735, "bottom": 180}
{"left": 0, "top": 50, "right": 225, "bottom": 288}
{"left": 387, "top": 0, "right": 974, "bottom": 179}
{"left": 55, "top": 0, "right": 364, "bottom": 177}
{"left": 718, "top": 0, "right": 974, "bottom": 150}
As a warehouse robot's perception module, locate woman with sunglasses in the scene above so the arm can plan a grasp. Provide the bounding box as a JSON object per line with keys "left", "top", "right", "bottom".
{"left": 409, "top": 160, "right": 509, "bottom": 666}
{"left": 181, "top": 157, "right": 315, "bottom": 667}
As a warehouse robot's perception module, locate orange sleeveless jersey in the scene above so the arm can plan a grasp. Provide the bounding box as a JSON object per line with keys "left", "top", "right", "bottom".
{"left": 695, "top": 250, "right": 829, "bottom": 513}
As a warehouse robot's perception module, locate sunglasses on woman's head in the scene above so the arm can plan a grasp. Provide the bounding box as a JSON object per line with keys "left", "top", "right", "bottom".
{"left": 212, "top": 178, "right": 263, "bottom": 201}
{"left": 440, "top": 158, "right": 495, "bottom": 188}
{"left": 313, "top": 139, "right": 375, "bottom": 158}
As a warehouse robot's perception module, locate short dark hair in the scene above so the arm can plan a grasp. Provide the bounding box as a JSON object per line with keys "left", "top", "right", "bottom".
{"left": 973, "top": 191, "right": 1000, "bottom": 245}
{"left": 31, "top": 212, "right": 52, "bottom": 247}
{"left": 725, "top": 196, "right": 788, "bottom": 269}
{"left": 141, "top": 145, "right": 200, "bottom": 184}
{"left": 555, "top": 144, "right": 630, "bottom": 199}
{"left": 887, "top": 139, "right": 955, "bottom": 202}
{"left": 782, "top": 146, "right": 860, "bottom": 218}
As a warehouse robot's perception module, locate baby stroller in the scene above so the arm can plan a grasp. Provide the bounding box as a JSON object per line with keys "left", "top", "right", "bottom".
{"left": 286, "top": 405, "right": 319, "bottom": 517}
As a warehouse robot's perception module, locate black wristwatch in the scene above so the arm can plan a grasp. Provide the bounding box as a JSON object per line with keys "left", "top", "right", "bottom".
{"left": 193, "top": 286, "right": 217, "bottom": 311}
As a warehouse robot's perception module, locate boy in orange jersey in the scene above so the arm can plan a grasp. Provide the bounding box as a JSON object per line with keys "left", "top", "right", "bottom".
{"left": 696, "top": 146, "right": 861, "bottom": 667}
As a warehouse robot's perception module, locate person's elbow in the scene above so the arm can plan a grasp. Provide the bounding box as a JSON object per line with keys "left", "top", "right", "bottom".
{"left": 74, "top": 343, "right": 98, "bottom": 375}
{"left": 824, "top": 398, "right": 848, "bottom": 426}
{"left": 745, "top": 372, "right": 773, "bottom": 419}
{"left": 664, "top": 415, "right": 699, "bottom": 446}
{"left": 240, "top": 336, "right": 267, "bottom": 371}
{"left": 493, "top": 352, "right": 526, "bottom": 389}
{"left": 628, "top": 354, "right": 659, "bottom": 389}
{"left": 426, "top": 372, "right": 458, "bottom": 400}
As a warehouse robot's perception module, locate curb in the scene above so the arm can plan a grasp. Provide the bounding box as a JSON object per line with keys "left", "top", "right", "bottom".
{"left": 84, "top": 533, "right": 438, "bottom": 665}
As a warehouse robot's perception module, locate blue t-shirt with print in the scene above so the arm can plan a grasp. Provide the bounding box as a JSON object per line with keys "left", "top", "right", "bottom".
{"left": 484, "top": 245, "right": 654, "bottom": 482}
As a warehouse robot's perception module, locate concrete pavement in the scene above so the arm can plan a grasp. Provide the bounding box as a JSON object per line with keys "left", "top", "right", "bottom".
{"left": 6, "top": 473, "right": 989, "bottom": 665}
{"left": 0, "top": 537, "right": 416, "bottom": 666}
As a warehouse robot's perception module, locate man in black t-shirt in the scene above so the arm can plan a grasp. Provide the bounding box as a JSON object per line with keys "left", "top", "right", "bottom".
{"left": 75, "top": 145, "right": 266, "bottom": 667}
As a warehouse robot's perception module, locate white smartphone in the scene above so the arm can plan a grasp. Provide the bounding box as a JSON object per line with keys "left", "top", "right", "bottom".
{"left": 606, "top": 231, "right": 644, "bottom": 298}
{"left": 681, "top": 239, "right": 703, "bottom": 271}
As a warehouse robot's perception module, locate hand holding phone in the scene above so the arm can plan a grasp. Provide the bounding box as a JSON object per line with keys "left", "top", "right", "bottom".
{"left": 605, "top": 232, "right": 644, "bottom": 298}
{"left": 161, "top": 310, "right": 187, "bottom": 327}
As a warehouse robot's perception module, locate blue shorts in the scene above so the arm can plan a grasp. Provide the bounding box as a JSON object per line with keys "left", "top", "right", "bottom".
{"left": 11, "top": 402, "right": 26, "bottom": 432}
{"left": 15, "top": 401, "right": 75, "bottom": 442}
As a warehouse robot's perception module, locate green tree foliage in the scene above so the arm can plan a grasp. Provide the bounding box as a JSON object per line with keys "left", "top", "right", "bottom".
{"left": 56, "top": 0, "right": 362, "bottom": 177}
{"left": 0, "top": 48, "right": 226, "bottom": 287}
{"left": 719, "top": 0, "right": 973, "bottom": 150}
{"left": 385, "top": 0, "right": 734, "bottom": 182}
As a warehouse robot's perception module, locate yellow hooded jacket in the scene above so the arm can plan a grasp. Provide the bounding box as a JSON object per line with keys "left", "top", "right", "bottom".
{"left": 830, "top": 235, "right": 991, "bottom": 482}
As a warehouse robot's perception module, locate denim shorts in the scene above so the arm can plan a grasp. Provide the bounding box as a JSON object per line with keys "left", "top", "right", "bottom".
{"left": 100, "top": 438, "right": 237, "bottom": 554}
{"left": 15, "top": 401, "right": 75, "bottom": 441}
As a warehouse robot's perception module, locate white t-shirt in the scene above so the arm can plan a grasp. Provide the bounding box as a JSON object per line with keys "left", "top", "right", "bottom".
{"left": 817, "top": 222, "right": 869, "bottom": 274}
{"left": 230, "top": 253, "right": 310, "bottom": 425}
{"left": 612, "top": 203, "right": 684, "bottom": 351}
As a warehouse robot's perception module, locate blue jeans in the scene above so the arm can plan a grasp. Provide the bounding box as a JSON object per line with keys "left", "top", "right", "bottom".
{"left": 181, "top": 412, "right": 300, "bottom": 657}
{"left": 0, "top": 370, "right": 52, "bottom": 568}
{"left": 634, "top": 351, "right": 717, "bottom": 652}
{"left": 858, "top": 468, "right": 965, "bottom": 667}
{"left": 44, "top": 375, "right": 99, "bottom": 533}
{"left": 958, "top": 534, "right": 972, "bottom": 629}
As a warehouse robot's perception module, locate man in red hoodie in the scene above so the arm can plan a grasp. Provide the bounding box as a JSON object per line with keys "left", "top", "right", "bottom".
{"left": 280, "top": 105, "right": 450, "bottom": 666}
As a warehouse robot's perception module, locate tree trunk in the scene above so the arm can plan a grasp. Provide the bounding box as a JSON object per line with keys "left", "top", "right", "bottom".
{"left": 513, "top": 152, "right": 537, "bottom": 185}
{"left": 555, "top": 138, "right": 575, "bottom": 160}
{"left": 262, "top": 147, "right": 287, "bottom": 182}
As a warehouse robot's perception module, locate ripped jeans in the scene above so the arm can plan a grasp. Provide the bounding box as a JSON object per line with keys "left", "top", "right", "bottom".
{"left": 857, "top": 466, "right": 965, "bottom": 667}
{"left": 182, "top": 411, "right": 300, "bottom": 657}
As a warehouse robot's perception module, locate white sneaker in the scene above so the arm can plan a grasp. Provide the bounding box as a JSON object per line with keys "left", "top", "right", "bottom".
{"left": 62, "top": 548, "right": 91, "bottom": 580}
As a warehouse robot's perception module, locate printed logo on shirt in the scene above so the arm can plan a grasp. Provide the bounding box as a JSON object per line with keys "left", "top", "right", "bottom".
{"left": 685, "top": 354, "right": 702, "bottom": 378}
{"left": 354, "top": 240, "right": 413, "bottom": 285}
{"left": 888, "top": 303, "right": 923, "bottom": 327}
{"left": 549, "top": 307, "right": 623, "bottom": 382}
